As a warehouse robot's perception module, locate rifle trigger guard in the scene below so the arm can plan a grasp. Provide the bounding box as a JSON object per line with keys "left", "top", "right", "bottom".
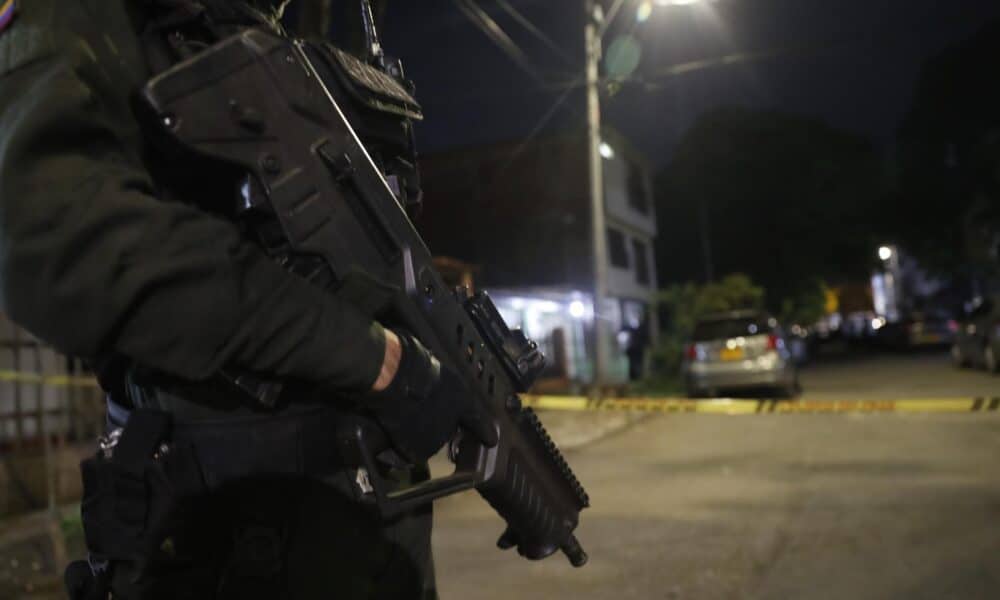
{"left": 338, "top": 417, "right": 480, "bottom": 520}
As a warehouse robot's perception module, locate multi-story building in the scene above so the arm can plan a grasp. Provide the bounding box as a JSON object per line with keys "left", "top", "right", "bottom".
{"left": 418, "top": 129, "right": 657, "bottom": 386}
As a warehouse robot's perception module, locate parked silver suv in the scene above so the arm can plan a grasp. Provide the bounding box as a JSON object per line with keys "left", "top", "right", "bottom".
{"left": 683, "top": 310, "right": 799, "bottom": 398}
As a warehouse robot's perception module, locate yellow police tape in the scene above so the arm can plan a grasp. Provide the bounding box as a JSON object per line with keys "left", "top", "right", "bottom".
{"left": 520, "top": 395, "right": 1000, "bottom": 414}
{"left": 0, "top": 370, "right": 100, "bottom": 388}
{"left": 0, "top": 368, "right": 996, "bottom": 415}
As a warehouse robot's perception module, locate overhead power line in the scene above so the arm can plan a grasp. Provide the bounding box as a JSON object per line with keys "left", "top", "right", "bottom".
{"left": 451, "top": 0, "right": 549, "bottom": 85}
{"left": 628, "top": 7, "right": 990, "bottom": 89}
{"left": 599, "top": 0, "right": 628, "bottom": 38}
{"left": 493, "top": 0, "right": 579, "bottom": 67}
{"left": 493, "top": 83, "right": 580, "bottom": 178}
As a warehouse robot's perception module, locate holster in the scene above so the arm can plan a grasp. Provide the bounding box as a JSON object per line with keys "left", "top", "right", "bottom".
{"left": 79, "top": 410, "right": 195, "bottom": 562}
{"left": 68, "top": 409, "right": 186, "bottom": 599}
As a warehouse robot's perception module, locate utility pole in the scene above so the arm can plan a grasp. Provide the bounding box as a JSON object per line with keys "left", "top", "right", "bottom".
{"left": 584, "top": 0, "right": 609, "bottom": 390}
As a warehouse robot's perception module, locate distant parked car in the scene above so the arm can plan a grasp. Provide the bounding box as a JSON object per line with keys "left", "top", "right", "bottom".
{"left": 952, "top": 295, "right": 1000, "bottom": 373}
{"left": 881, "top": 310, "right": 957, "bottom": 350}
{"left": 683, "top": 310, "right": 799, "bottom": 398}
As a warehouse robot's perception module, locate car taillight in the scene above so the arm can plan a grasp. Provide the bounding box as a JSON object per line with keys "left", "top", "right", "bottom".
{"left": 766, "top": 334, "right": 779, "bottom": 351}
{"left": 685, "top": 344, "right": 698, "bottom": 360}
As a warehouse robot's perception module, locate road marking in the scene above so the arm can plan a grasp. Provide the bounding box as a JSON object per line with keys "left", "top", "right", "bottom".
{"left": 521, "top": 395, "right": 1000, "bottom": 414}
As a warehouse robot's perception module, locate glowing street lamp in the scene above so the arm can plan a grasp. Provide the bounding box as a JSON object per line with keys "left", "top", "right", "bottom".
{"left": 639, "top": 0, "right": 708, "bottom": 21}
{"left": 878, "top": 246, "right": 893, "bottom": 261}
{"left": 636, "top": 2, "right": 654, "bottom": 21}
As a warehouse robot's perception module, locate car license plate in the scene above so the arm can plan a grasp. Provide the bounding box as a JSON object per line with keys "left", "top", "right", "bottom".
{"left": 720, "top": 348, "right": 744, "bottom": 361}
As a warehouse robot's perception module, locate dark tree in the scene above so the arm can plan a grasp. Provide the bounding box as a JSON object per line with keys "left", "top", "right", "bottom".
{"left": 655, "top": 108, "right": 883, "bottom": 313}
{"left": 896, "top": 18, "right": 1000, "bottom": 274}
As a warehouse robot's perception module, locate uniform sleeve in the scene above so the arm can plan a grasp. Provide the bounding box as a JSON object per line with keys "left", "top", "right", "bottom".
{"left": 0, "top": 11, "right": 385, "bottom": 391}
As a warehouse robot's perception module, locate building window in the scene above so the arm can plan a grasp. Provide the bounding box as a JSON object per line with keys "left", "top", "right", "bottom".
{"left": 627, "top": 161, "right": 649, "bottom": 215}
{"left": 632, "top": 238, "right": 650, "bottom": 285}
{"left": 607, "top": 227, "right": 629, "bottom": 268}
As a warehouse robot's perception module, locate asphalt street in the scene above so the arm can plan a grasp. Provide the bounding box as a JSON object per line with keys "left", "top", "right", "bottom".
{"left": 799, "top": 349, "right": 999, "bottom": 400}
{"left": 433, "top": 352, "right": 1000, "bottom": 599}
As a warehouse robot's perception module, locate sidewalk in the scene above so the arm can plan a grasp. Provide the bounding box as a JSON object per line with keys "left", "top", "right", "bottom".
{"left": 533, "top": 408, "right": 650, "bottom": 450}
{"left": 0, "top": 508, "right": 76, "bottom": 600}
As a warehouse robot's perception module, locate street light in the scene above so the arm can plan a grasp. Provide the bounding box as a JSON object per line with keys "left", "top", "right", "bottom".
{"left": 875, "top": 245, "right": 901, "bottom": 324}
{"left": 584, "top": 0, "right": 705, "bottom": 390}
{"left": 637, "top": 2, "right": 654, "bottom": 21}
{"left": 639, "top": 0, "right": 710, "bottom": 20}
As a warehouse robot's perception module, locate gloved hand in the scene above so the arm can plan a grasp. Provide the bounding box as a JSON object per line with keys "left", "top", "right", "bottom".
{"left": 368, "top": 330, "right": 498, "bottom": 463}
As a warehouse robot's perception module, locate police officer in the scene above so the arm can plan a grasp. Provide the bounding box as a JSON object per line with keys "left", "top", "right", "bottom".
{"left": 0, "top": 1, "right": 496, "bottom": 598}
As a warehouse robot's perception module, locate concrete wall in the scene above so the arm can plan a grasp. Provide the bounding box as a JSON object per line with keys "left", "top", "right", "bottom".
{"left": 607, "top": 232, "right": 657, "bottom": 303}
{"left": 602, "top": 152, "right": 656, "bottom": 238}
{"left": 602, "top": 141, "right": 658, "bottom": 307}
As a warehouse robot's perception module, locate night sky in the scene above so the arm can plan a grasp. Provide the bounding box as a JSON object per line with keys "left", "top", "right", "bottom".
{"left": 379, "top": 0, "right": 1000, "bottom": 167}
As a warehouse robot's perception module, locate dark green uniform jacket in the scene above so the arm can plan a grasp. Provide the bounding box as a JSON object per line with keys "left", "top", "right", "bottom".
{"left": 0, "top": 0, "right": 385, "bottom": 394}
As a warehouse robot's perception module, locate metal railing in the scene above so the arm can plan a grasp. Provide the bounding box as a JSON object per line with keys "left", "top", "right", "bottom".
{"left": 0, "top": 315, "right": 104, "bottom": 517}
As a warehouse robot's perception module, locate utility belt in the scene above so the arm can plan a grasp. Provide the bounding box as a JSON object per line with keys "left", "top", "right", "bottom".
{"left": 103, "top": 396, "right": 357, "bottom": 489}
{"left": 66, "top": 397, "right": 370, "bottom": 599}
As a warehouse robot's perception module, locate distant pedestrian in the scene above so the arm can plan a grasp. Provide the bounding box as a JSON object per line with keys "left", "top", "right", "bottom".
{"left": 625, "top": 322, "right": 650, "bottom": 381}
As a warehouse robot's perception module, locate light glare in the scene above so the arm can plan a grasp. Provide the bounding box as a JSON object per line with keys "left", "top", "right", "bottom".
{"left": 637, "top": 1, "right": 653, "bottom": 22}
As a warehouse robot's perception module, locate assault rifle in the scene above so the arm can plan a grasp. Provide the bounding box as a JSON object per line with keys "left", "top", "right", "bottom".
{"left": 140, "top": 29, "right": 589, "bottom": 566}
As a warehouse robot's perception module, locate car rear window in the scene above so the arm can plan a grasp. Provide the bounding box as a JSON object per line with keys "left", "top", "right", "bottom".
{"left": 692, "top": 317, "right": 773, "bottom": 341}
